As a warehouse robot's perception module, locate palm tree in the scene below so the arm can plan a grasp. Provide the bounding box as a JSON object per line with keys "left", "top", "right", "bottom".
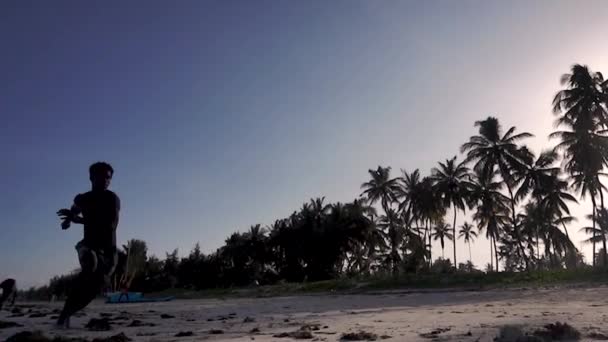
{"left": 378, "top": 208, "right": 405, "bottom": 275}
{"left": 461, "top": 116, "right": 533, "bottom": 269}
{"left": 361, "top": 166, "right": 401, "bottom": 213}
{"left": 582, "top": 208, "right": 608, "bottom": 267}
{"left": 551, "top": 120, "right": 608, "bottom": 266}
{"left": 553, "top": 64, "right": 608, "bottom": 131}
{"left": 459, "top": 222, "right": 478, "bottom": 265}
{"left": 539, "top": 176, "right": 578, "bottom": 239}
{"left": 432, "top": 156, "right": 470, "bottom": 268}
{"left": 432, "top": 221, "right": 453, "bottom": 259}
{"left": 398, "top": 170, "right": 443, "bottom": 267}
{"left": 469, "top": 169, "right": 510, "bottom": 272}
{"left": 515, "top": 149, "right": 560, "bottom": 202}
{"left": 419, "top": 177, "right": 445, "bottom": 266}
{"left": 552, "top": 64, "right": 608, "bottom": 267}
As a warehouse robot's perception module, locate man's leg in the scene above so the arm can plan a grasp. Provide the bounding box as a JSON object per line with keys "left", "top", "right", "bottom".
{"left": 57, "top": 250, "right": 106, "bottom": 327}
{"left": 0, "top": 291, "right": 9, "bottom": 310}
{"left": 10, "top": 287, "right": 17, "bottom": 306}
{"left": 57, "top": 272, "right": 102, "bottom": 327}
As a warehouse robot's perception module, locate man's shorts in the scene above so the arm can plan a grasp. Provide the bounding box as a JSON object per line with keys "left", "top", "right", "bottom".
{"left": 75, "top": 241, "right": 117, "bottom": 276}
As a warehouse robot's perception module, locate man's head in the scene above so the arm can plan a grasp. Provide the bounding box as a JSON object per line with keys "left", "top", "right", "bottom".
{"left": 89, "top": 162, "right": 114, "bottom": 191}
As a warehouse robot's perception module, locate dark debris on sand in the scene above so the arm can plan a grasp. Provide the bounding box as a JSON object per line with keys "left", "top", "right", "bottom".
{"left": 5, "top": 330, "right": 88, "bottom": 342}
{"left": 587, "top": 332, "right": 608, "bottom": 340}
{"left": 533, "top": 322, "right": 581, "bottom": 341}
{"left": 340, "top": 331, "right": 379, "bottom": 341}
{"left": 160, "top": 313, "right": 175, "bottom": 319}
{"left": 274, "top": 325, "right": 323, "bottom": 340}
{"left": 5, "top": 331, "right": 131, "bottom": 342}
{"left": 0, "top": 320, "right": 24, "bottom": 329}
{"left": 85, "top": 318, "right": 112, "bottom": 331}
{"left": 91, "top": 333, "right": 132, "bottom": 342}
{"left": 29, "top": 312, "right": 49, "bottom": 318}
{"left": 419, "top": 327, "right": 451, "bottom": 339}
{"left": 209, "top": 329, "right": 224, "bottom": 334}
{"left": 274, "top": 331, "right": 314, "bottom": 339}
{"left": 495, "top": 323, "right": 581, "bottom": 342}
{"left": 126, "top": 319, "right": 155, "bottom": 327}
{"left": 174, "top": 331, "right": 194, "bottom": 337}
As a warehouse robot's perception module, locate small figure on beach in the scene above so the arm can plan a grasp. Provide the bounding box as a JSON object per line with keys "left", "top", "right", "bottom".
{"left": 0, "top": 278, "right": 17, "bottom": 309}
{"left": 56, "top": 162, "right": 121, "bottom": 328}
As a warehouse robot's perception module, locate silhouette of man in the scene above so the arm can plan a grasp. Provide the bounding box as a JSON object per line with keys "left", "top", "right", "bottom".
{"left": 0, "top": 278, "right": 17, "bottom": 310}
{"left": 56, "top": 162, "right": 120, "bottom": 328}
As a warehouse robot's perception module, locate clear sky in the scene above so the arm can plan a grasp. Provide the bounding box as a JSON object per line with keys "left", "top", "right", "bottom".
{"left": 1, "top": 1, "right": 608, "bottom": 288}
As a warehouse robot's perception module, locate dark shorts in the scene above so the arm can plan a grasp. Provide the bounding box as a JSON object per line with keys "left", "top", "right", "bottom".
{"left": 75, "top": 241, "right": 117, "bottom": 276}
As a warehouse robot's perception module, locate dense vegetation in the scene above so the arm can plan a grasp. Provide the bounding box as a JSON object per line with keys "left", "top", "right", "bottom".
{"left": 22, "top": 64, "right": 608, "bottom": 299}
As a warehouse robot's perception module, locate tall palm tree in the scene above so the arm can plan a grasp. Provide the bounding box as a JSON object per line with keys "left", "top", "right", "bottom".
{"left": 432, "top": 221, "right": 453, "bottom": 259}
{"left": 398, "top": 170, "right": 443, "bottom": 267}
{"left": 469, "top": 169, "right": 510, "bottom": 272}
{"left": 551, "top": 119, "right": 608, "bottom": 266}
{"left": 461, "top": 116, "right": 533, "bottom": 269}
{"left": 552, "top": 64, "right": 608, "bottom": 267}
{"left": 539, "top": 175, "right": 578, "bottom": 239}
{"left": 378, "top": 208, "right": 405, "bottom": 275}
{"left": 459, "top": 222, "right": 478, "bottom": 265}
{"left": 432, "top": 156, "right": 470, "bottom": 268}
{"left": 582, "top": 208, "right": 608, "bottom": 267}
{"left": 553, "top": 64, "right": 608, "bottom": 131}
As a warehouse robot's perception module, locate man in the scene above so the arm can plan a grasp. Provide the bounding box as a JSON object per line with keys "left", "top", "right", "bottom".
{"left": 0, "top": 278, "right": 17, "bottom": 310}
{"left": 56, "top": 162, "right": 120, "bottom": 328}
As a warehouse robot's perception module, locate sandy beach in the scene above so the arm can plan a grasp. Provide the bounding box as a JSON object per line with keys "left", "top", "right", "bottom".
{"left": 2, "top": 285, "right": 608, "bottom": 341}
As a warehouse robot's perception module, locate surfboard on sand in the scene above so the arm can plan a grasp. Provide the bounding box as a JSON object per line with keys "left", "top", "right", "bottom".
{"left": 105, "top": 292, "right": 174, "bottom": 304}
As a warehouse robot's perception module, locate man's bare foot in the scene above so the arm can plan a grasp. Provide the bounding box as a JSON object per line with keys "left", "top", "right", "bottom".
{"left": 55, "top": 316, "right": 70, "bottom": 329}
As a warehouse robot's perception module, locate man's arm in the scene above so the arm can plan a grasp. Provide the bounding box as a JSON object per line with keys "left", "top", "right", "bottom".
{"left": 57, "top": 195, "right": 85, "bottom": 228}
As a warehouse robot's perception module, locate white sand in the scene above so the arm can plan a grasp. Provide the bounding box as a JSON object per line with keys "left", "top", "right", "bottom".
{"left": 2, "top": 285, "right": 608, "bottom": 341}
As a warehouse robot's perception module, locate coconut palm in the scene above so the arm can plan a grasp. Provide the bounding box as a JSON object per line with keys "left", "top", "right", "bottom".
{"left": 461, "top": 117, "right": 533, "bottom": 269}
{"left": 539, "top": 175, "right": 578, "bottom": 239}
{"left": 552, "top": 64, "right": 608, "bottom": 266}
{"left": 553, "top": 64, "right": 608, "bottom": 131}
{"left": 468, "top": 169, "right": 510, "bottom": 272}
{"left": 378, "top": 208, "right": 405, "bottom": 275}
{"left": 432, "top": 156, "right": 470, "bottom": 268}
{"left": 515, "top": 149, "right": 560, "bottom": 202}
{"left": 361, "top": 166, "right": 401, "bottom": 212}
{"left": 459, "top": 222, "right": 478, "bottom": 264}
{"left": 582, "top": 208, "right": 608, "bottom": 266}
{"left": 432, "top": 221, "right": 453, "bottom": 260}
{"left": 551, "top": 118, "right": 608, "bottom": 266}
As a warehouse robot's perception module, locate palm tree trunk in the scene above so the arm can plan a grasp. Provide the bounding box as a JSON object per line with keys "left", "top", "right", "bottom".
{"left": 493, "top": 235, "right": 499, "bottom": 272}
{"left": 599, "top": 183, "right": 607, "bottom": 267}
{"left": 560, "top": 214, "right": 570, "bottom": 239}
{"left": 592, "top": 196, "right": 597, "bottom": 267}
{"left": 453, "top": 206, "right": 457, "bottom": 268}
{"left": 427, "top": 219, "right": 432, "bottom": 267}
{"left": 489, "top": 236, "right": 494, "bottom": 272}
{"left": 536, "top": 228, "right": 540, "bottom": 270}
{"left": 468, "top": 241, "right": 472, "bottom": 265}
{"left": 504, "top": 180, "right": 530, "bottom": 270}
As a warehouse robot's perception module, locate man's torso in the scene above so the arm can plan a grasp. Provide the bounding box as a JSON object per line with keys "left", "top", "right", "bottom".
{"left": 75, "top": 190, "right": 120, "bottom": 252}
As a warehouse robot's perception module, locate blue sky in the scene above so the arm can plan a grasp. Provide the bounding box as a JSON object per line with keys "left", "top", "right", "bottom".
{"left": 1, "top": 1, "right": 607, "bottom": 287}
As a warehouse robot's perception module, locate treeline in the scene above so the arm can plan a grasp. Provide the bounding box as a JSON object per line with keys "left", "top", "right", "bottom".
{"left": 27, "top": 63, "right": 608, "bottom": 298}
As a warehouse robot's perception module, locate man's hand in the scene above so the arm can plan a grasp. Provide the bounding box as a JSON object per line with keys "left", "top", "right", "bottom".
{"left": 61, "top": 219, "right": 71, "bottom": 230}
{"left": 57, "top": 209, "right": 73, "bottom": 230}
{"left": 57, "top": 208, "right": 73, "bottom": 220}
